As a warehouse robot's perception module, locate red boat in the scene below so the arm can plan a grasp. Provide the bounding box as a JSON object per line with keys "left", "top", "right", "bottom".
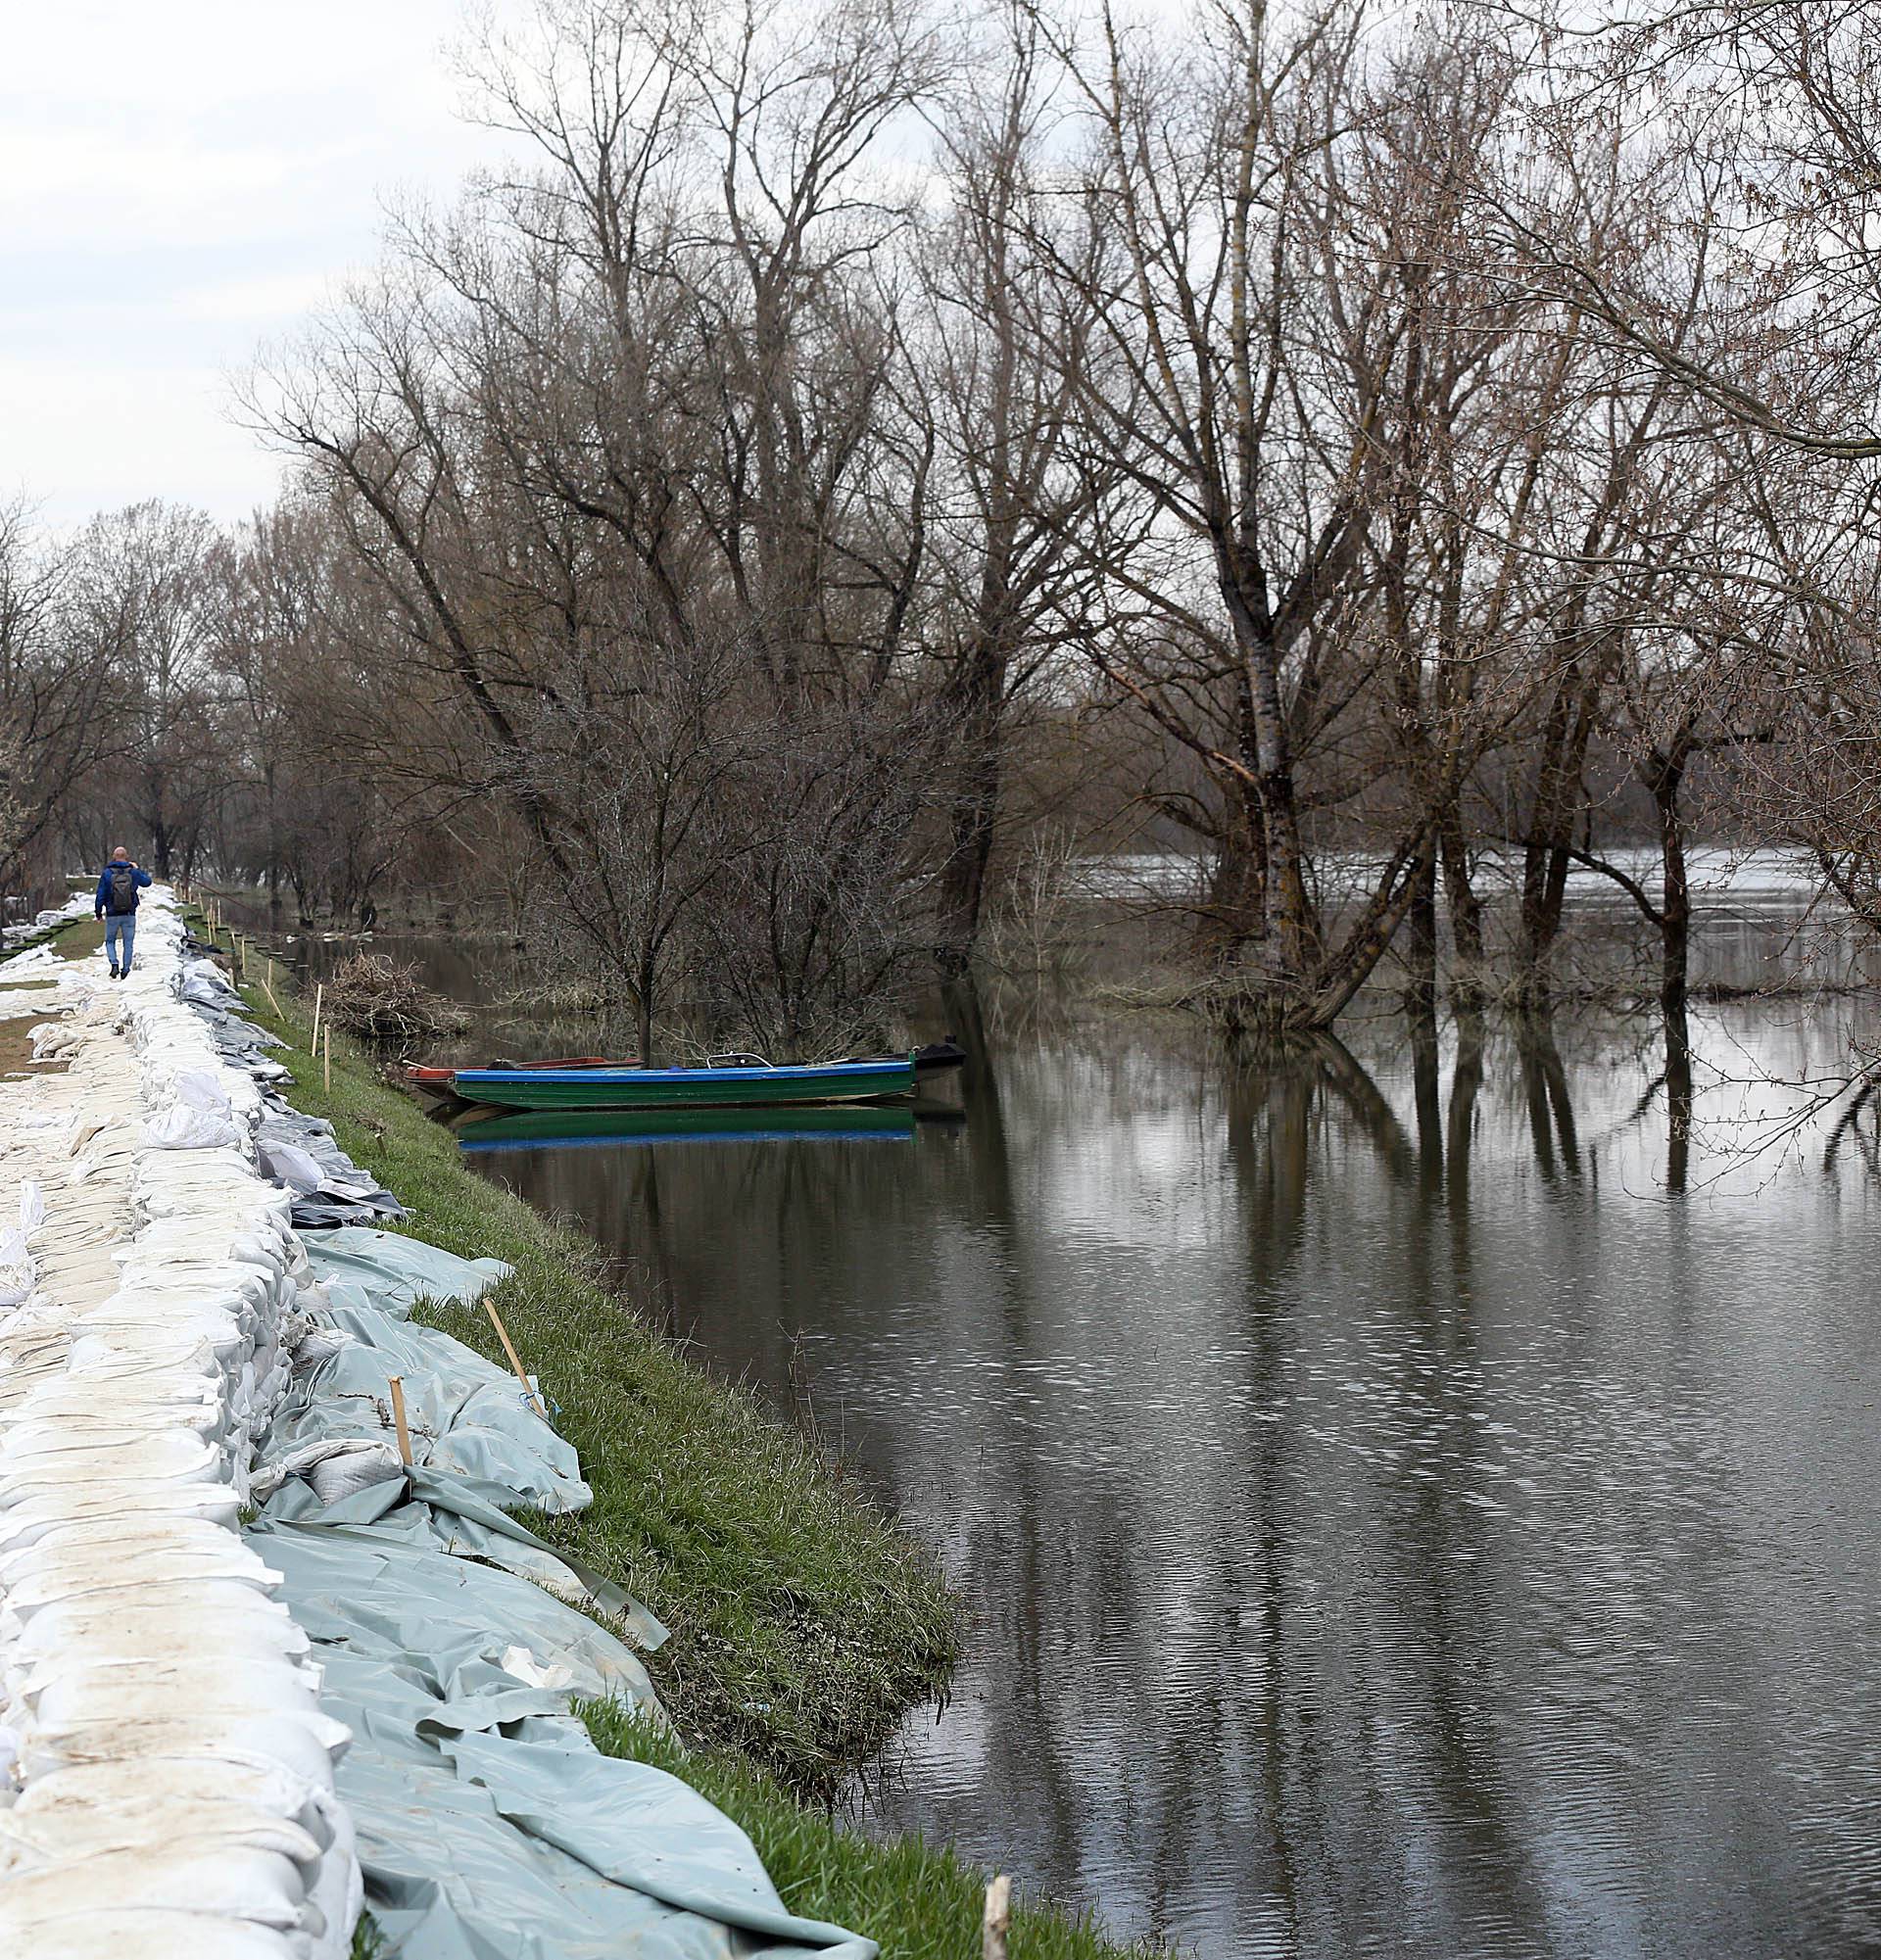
{"left": 404, "top": 1056, "right": 638, "bottom": 1092}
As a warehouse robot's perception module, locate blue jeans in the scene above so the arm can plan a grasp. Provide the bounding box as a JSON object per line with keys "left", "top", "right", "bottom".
{"left": 104, "top": 912, "right": 135, "bottom": 970}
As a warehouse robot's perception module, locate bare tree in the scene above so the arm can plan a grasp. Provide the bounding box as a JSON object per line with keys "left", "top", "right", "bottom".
{"left": 63, "top": 502, "right": 223, "bottom": 880}
{"left": 0, "top": 501, "right": 121, "bottom": 903}
{"left": 914, "top": 1, "right": 1123, "bottom": 971}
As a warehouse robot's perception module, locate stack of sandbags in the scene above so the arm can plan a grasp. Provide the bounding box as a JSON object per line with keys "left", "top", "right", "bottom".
{"left": 0, "top": 888, "right": 361, "bottom": 1958}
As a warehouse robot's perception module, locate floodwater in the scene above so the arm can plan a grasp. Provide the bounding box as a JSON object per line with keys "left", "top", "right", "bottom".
{"left": 265, "top": 859, "right": 1881, "bottom": 1956}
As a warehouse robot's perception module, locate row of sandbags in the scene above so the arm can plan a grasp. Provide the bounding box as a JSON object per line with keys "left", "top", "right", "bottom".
{"left": 172, "top": 946, "right": 405, "bottom": 1230}
{"left": 0, "top": 892, "right": 360, "bottom": 1959}
{"left": 0, "top": 891, "right": 92, "bottom": 953}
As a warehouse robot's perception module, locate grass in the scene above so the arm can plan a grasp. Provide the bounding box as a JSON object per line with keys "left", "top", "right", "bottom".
{"left": 581, "top": 1701, "right": 1167, "bottom": 1960}
{"left": 0, "top": 908, "right": 98, "bottom": 1071}
{"left": 220, "top": 944, "right": 959, "bottom": 1797}
{"left": 51, "top": 917, "right": 105, "bottom": 962}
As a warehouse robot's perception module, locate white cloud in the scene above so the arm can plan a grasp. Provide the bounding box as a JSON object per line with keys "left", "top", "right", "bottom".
{"left": 0, "top": 357, "right": 277, "bottom": 524}
{"left": 171, "top": 271, "right": 344, "bottom": 326}
{"left": 0, "top": 0, "right": 516, "bottom": 525}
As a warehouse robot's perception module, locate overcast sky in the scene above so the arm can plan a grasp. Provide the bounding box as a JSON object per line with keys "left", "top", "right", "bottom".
{"left": 4, "top": 2, "right": 508, "bottom": 531}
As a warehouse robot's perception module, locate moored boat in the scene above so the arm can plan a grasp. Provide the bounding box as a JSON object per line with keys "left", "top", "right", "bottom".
{"left": 912, "top": 1037, "right": 967, "bottom": 1076}
{"left": 404, "top": 1054, "right": 634, "bottom": 1093}
{"left": 449, "top": 1054, "right": 917, "bottom": 1112}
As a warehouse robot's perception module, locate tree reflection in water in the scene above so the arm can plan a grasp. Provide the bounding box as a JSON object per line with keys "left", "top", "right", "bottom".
{"left": 471, "top": 995, "right": 1881, "bottom": 1958}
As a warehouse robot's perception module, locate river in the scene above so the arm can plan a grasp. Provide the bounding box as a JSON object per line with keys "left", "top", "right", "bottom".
{"left": 261, "top": 858, "right": 1881, "bottom": 1956}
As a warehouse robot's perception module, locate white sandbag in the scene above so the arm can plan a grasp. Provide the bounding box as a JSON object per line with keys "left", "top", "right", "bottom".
{"left": 29, "top": 1024, "right": 82, "bottom": 1062}
{"left": 0, "top": 1182, "right": 46, "bottom": 1316}
{"left": 256, "top": 1142, "right": 323, "bottom": 1198}
{"left": 170, "top": 1069, "right": 234, "bottom": 1117}
{"left": 249, "top": 1437, "right": 403, "bottom": 1508}
{"left": 0, "top": 1911, "right": 301, "bottom": 1960}
{"left": 144, "top": 1106, "right": 243, "bottom": 1152}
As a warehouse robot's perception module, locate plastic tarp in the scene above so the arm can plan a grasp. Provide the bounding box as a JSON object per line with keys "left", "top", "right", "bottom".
{"left": 275, "top": 1300, "right": 592, "bottom": 1517}
{"left": 249, "top": 1498, "right": 869, "bottom": 1959}
{"left": 257, "top": 1117, "right": 405, "bottom": 1231}
{"left": 250, "top": 1238, "right": 872, "bottom": 1954}
{"left": 262, "top": 1227, "right": 596, "bottom": 1544}
{"left": 299, "top": 1229, "right": 504, "bottom": 1315}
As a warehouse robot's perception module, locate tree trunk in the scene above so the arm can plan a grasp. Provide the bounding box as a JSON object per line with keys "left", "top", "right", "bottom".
{"left": 1258, "top": 757, "right": 1316, "bottom": 985}
{"left": 1517, "top": 636, "right": 1615, "bottom": 1000}
{"left": 636, "top": 953, "right": 656, "bottom": 1068}
{"left": 1196, "top": 768, "right": 1268, "bottom": 965}
{"left": 936, "top": 645, "right": 1007, "bottom": 979}
{"left": 1438, "top": 805, "right": 1484, "bottom": 981}
{"left": 1642, "top": 743, "right": 1691, "bottom": 1018}
{"left": 265, "top": 760, "right": 282, "bottom": 916}
{"left": 1224, "top": 578, "right": 1320, "bottom": 988}
{"left": 1295, "top": 831, "right": 1438, "bottom": 1032}
{"left": 1404, "top": 851, "right": 1438, "bottom": 1010}
{"left": 1664, "top": 1000, "right": 1693, "bottom": 1196}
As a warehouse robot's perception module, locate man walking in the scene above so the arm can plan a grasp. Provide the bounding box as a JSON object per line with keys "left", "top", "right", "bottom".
{"left": 95, "top": 846, "right": 152, "bottom": 979}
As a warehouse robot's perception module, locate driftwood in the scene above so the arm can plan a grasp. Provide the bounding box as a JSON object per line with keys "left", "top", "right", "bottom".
{"left": 323, "top": 953, "right": 468, "bottom": 1044}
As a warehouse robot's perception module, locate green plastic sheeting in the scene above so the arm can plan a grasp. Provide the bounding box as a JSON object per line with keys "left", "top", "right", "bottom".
{"left": 256, "top": 1230, "right": 876, "bottom": 1960}
{"left": 250, "top": 1494, "right": 871, "bottom": 1959}
{"left": 301, "top": 1225, "right": 512, "bottom": 1314}
{"left": 281, "top": 1288, "right": 594, "bottom": 1516}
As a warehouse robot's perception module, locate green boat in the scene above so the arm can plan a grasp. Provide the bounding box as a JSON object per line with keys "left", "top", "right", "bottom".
{"left": 457, "top": 1106, "right": 915, "bottom": 1150}
{"left": 448, "top": 1055, "right": 917, "bottom": 1113}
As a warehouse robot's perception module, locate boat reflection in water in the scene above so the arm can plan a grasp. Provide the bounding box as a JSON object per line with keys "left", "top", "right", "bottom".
{"left": 454, "top": 1104, "right": 918, "bottom": 1151}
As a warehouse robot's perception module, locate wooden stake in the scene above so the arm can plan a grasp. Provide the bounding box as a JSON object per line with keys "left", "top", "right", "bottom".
{"left": 484, "top": 1296, "right": 549, "bottom": 1420}
{"left": 312, "top": 981, "right": 323, "bottom": 1056}
{"left": 388, "top": 1374, "right": 412, "bottom": 1466}
{"left": 322, "top": 1023, "right": 331, "bottom": 1093}
{"left": 261, "top": 957, "right": 281, "bottom": 1018}
{"left": 983, "top": 1876, "right": 1011, "bottom": 1960}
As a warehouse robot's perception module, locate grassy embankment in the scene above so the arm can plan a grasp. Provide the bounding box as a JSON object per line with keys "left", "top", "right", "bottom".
{"left": 581, "top": 1701, "right": 1163, "bottom": 1960}
{"left": 198, "top": 932, "right": 1164, "bottom": 1957}
{"left": 232, "top": 962, "right": 956, "bottom": 1792}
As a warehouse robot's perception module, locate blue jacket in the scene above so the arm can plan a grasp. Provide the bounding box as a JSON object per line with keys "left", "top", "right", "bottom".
{"left": 95, "top": 862, "right": 153, "bottom": 916}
